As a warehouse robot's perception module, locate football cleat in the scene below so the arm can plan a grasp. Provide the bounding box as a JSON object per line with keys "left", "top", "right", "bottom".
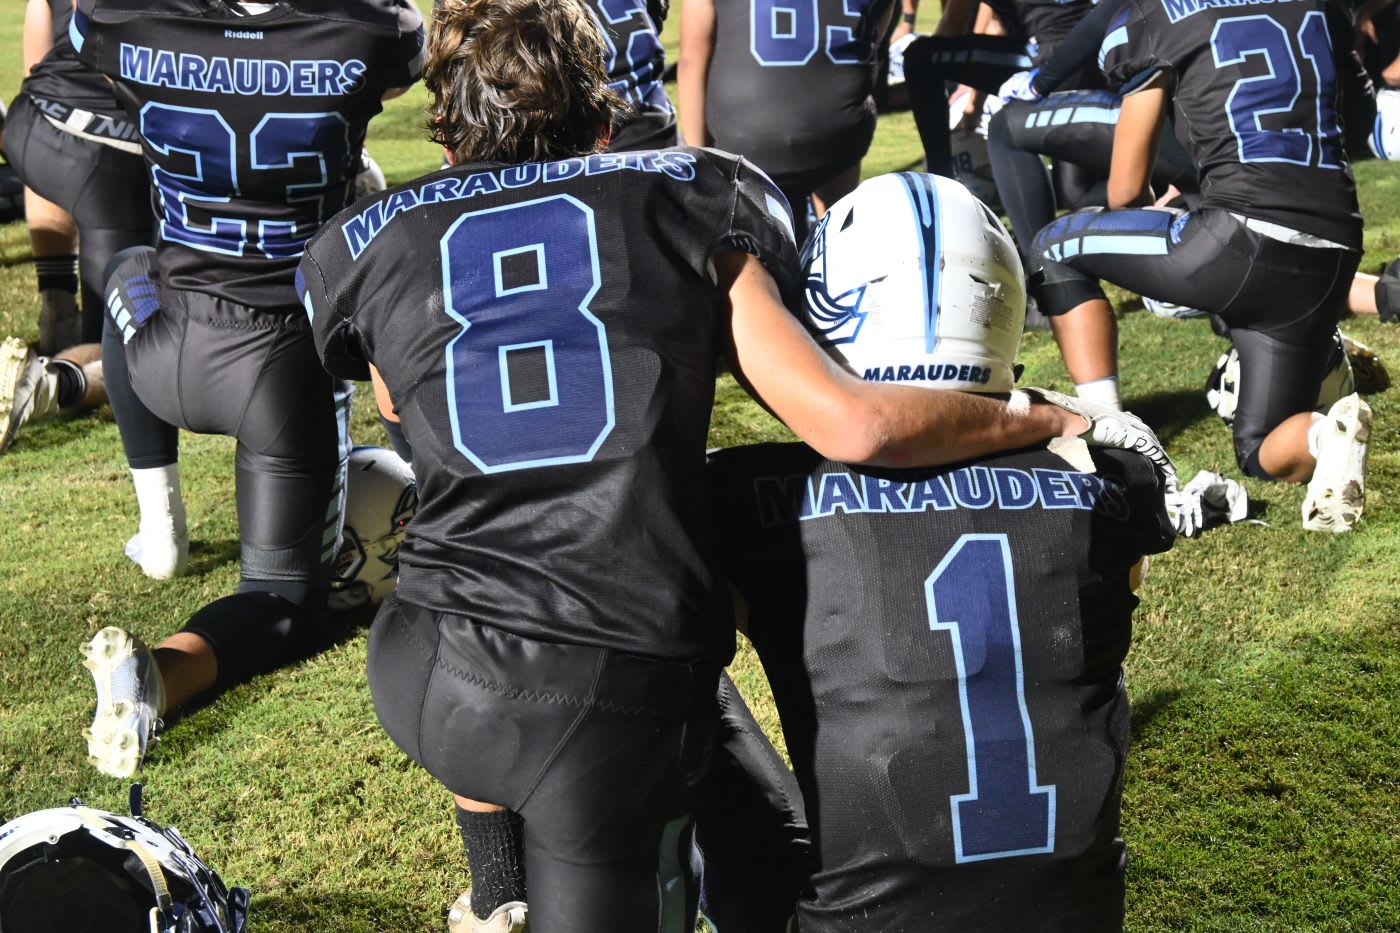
{"left": 1338, "top": 331, "right": 1389, "bottom": 395}
{"left": 81, "top": 627, "right": 165, "bottom": 778}
{"left": 886, "top": 32, "right": 922, "bottom": 87}
{"left": 1207, "top": 330, "right": 1375, "bottom": 427}
{"left": 37, "top": 288, "right": 81, "bottom": 356}
{"left": 0, "top": 338, "right": 55, "bottom": 454}
{"left": 1143, "top": 296, "right": 1207, "bottom": 319}
{"left": 1302, "top": 394, "right": 1371, "bottom": 533}
{"left": 447, "top": 890, "right": 529, "bottom": 933}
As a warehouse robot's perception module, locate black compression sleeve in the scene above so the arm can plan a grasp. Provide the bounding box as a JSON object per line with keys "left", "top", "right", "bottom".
{"left": 1032, "top": 0, "right": 1132, "bottom": 95}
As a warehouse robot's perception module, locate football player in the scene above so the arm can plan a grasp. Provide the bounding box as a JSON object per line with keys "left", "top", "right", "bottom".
{"left": 5, "top": 0, "right": 186, "bottom": 580}
{"left": 70, "top": 0, "right": 424, "bottom": 778}
{"left": 300, "top": 1, "right": 1174, "bottom": 930}
{"left": 677, "top": 0, "right": 897, "bottom": 243}
{"left": 900, "top": 0, "right": 1092, "bottom": 179}
{"left": 1028, "top": 0, "right": 1372, "bottom": 531}
{"left": 586, "top": 0, "right": 677, "bottom": 151}
{"left": 700, "top": 173, "right": 1175, "bottom": 932}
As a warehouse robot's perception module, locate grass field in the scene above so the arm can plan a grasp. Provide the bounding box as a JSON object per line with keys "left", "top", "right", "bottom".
{"left": 2, "top": 6, "right": 1399, "bottom": 932}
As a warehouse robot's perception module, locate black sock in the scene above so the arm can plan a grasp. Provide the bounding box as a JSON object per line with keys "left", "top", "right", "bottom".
{"left": 52, "top": 359, "right": 86, "bottom": 409}
{"left": 36, "top": 255, "right": 79, "bottom": 295}
{"left": 455, "top": 806, "right": 526, "bottom": 920}
{"left": 1378, "top": 258, "right": 1400, "bottom": 324}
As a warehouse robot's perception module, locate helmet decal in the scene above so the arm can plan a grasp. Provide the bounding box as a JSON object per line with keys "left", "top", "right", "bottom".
{"left": 896, "top": 172, "right": 942, "bottom": 353}
{"left": 804, "top": 214, "right": 872, "bottom": 346}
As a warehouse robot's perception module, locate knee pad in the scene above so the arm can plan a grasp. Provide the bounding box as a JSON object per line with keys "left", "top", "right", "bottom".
{"left": 1032, "top": 260, "right": 1107, "bottom": 317}
{"left": 102, "top": 245, "right": 156, "bottom": 296}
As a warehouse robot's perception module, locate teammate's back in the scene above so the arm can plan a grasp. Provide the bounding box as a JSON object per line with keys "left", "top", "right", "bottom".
{"left": 301, "top": 146, "right": 798, "bottom": 662}
{"left": 74, "top": 0, "right": 423, "bottom": 306}
{"left": 708, "top": 441, "right": 1173, "bottom": 930}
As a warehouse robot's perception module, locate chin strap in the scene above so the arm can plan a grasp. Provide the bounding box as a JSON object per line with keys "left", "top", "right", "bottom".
{"left": 73, "top": 805, "right": 174, "bottom": 927}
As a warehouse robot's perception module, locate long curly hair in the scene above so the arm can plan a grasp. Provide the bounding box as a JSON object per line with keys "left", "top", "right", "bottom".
{"left": 424, "top": 0, "right": 626, "bottom": 165}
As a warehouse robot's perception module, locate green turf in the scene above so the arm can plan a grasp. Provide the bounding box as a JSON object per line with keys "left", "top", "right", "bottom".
{"left": 1, "top": 6, "right": 1399, "bottom": 932}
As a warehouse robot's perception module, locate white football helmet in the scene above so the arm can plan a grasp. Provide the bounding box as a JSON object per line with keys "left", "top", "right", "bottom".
{"left": 0, "top": 792, "right": 249, "bottom": 932}
{"left": 1370, "top": 88, "right": 1400, "bottom": 161}
{"left": 801, "top": 172, "right": 1026, "bottom": 394}
{"left": 1206, "top": 330, "right": 1355, "bottom": 426}
{"left": 947, "top": 89, "right": 1003, "bottom": 210}
{"left": 329, "top": 445, "right": 416, "bottom": 611}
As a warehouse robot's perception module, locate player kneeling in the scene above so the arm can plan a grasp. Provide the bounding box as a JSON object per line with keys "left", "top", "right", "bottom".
{"left": 701, "top": 174, "right": 1175, "bottom": 933}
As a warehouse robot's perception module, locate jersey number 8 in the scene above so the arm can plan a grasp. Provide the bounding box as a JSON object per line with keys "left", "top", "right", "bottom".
{"left": 440, "top": 197, "right": 616, "bottom": 474}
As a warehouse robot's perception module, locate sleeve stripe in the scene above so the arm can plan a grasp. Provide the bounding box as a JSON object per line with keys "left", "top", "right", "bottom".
{"left": 1098, "top": 26, "right": 1129, "bottom": 70}
{"left": 69, "top": 7, "right": 89, "bottom": 54}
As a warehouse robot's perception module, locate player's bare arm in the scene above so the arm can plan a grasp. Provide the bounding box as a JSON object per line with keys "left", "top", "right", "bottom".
{"left": 1108, "top": 79, "right": 1168, "bottom": 210}
{"left": 719, "top": 250, "right": 1086, "bottom": 468}
{"left": 677, "top": 0, "right": 716, "bottom": 145}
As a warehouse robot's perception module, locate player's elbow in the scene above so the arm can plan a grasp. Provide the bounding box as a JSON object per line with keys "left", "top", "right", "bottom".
{"left": 1107, "top": 176, "right": 1150, "bottom": 211}
{"left": 799, "top": 398, "right": 899, "bottom": 466}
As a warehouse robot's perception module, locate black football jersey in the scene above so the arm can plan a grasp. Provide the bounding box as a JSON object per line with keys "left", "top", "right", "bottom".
{"left": 299, "top": 147, "right": 800, "bottom": 663}
{"left": 1100, "top": 0, "right": 1361, "bottom": 247}
{"left": 705, "top": 0, "right": 896, "bottom": 183}
{"left": 584, "top": 0, "right": 677, "bottom": 152}
{"left": 19, "top": 0, "right": 125, "bottom": 121}
{"left": 707, "top": 442, "right": 1174, "bottom": 932}
{"left": 73, "top": 0, "right": 424, "bottom": 308}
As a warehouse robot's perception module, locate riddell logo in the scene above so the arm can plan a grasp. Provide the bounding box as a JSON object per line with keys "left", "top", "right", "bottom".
{"left": 224, "top": 29, "right": 263, "bottom": 39}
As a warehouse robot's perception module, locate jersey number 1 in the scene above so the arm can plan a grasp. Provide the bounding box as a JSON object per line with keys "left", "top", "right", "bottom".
{"left": 439, "top": 196, "right": 615, "bottom": 474}
{"left": 926, "top": 534, "right": 1056, "bottom": 862}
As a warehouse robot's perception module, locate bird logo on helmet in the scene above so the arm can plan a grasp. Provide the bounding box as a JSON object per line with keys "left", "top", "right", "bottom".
{"left": 800, "top": 173, "right": 1026, "bottom": 395}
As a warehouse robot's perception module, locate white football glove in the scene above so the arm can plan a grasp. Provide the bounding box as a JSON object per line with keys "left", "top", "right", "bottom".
{"left": 999, "top": 69, "right": 1041, "bottom": 103}
{"left": 1163, "top": 469, "right": 1249, "bottom": 537}
{"left": 353, "top": 149, "right": 387, "bottom": 199}
{"left": 1021, "top": 387, "right": 1179, "bottom": 493}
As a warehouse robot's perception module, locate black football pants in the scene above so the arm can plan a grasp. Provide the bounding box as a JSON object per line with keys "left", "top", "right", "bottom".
{"left": 1031, "top": 208, "right": 1359, "bottom": 477}
{"left": 987, "top": 92, "right": 1199, "bottom": 256}
{"left": 903, "top": 34, "right": 1034, "bottom": 177}
{"left": 106, "top": 246, "right": 350, "bottom": 687}
{"left": 368, "top": 597, "right": 718, "bottom": 933}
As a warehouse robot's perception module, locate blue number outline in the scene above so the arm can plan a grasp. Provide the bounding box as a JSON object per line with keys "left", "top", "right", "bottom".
{"left": 750, "top": 0, "right": 820, "bottom": 66}
{"left": 1298, "top": 10, "right": 1343, "bottom": 170}
{"left": 1210, "top": 14, "right": 1343, "bottom": 169}
{"left": 592, "top": 0, "right": 671, "bottom": 110}
{"left": 249, "top": 112, "right": 352, "bottom": 259}
{"left": 439, "top": 195, "right": 616, "bottom": 474}
{"left": 825, "top": 0, "right": 872, "bottom": 64}
{"left": 141, "top": 102, "right": 246, "bottom": 256}
{"left": 925, "top": 533, "right": 1057, "bottom": 863}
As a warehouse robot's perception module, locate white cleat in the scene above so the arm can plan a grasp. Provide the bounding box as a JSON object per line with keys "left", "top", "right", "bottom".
{"left": 1338, "top": 331, "right": 1390, "bottom": 395}
{"left": 1143, "top": 296, "right": 1208, "bottom": 319}
{"left": 447, "top": 890, "right": 528, "bottom": 933}
{"left": 0, "top": 338, "right": 46, "bottom": 454}
{"left": 81, "top": 626, "right": 165, "bottom": 778}
{"left": 1302, "top": 394, "right": 1371, "bottom": 533}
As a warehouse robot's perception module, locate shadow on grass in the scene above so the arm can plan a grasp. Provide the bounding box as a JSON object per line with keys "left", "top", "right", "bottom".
{"left": 252, "top": 889, "right": 427, "bottom": 932}
{"left": 1122, "top": 387, "right": 1214, "bottom": 447}
{"left": 151, "top": 602, "right": 380, "bottom": 760}
{"left": 186, "top": 538, "right": 242, "bottom": 576}
{"left": 1130, "top": 687, "right": 1182, "bottom": 738}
